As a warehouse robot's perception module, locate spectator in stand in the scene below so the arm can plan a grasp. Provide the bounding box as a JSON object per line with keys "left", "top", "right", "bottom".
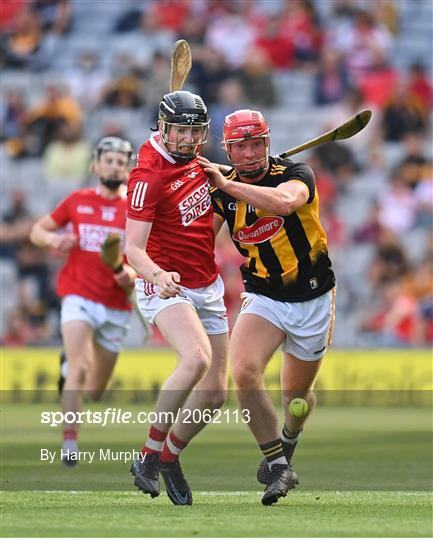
{"left": 0, "top": 190, "right": 33, "bottom": 259}
{"left": 358, "top": 58, "right": 398, "bottom": 109}
{"left": 1, "top": 307, "right": 36, "bottom": 346}
{"left": 2, "top": 7, "right": 43, "bottom": 68}
{"left": 1, "top": 90, "right": 27, "bottom": 158}
{"left": 305, "top": 154, "right": 337, "bottom": 209}
{"left": 314, "top": 47, "right": 351, "bottom": 106}
{"left": 176, "top": 14, "right": 206, "bottom": 48}
{"left": 414, "top": 160, "right": 433, "bottom": 229}
{"left": 112, "top": 0, "right": 142, "bottom": 33}
{"left": 0, "top": 0, "right": 25, "bottom": 31}
{"left": 140, "top": 52, "right": 170, "bottom": 111}
{"left": 313, "top": 141, "right": 359, "bottom": 190}
{"left": 205, "top": 6, "right": 256, "bottom": 69}
{"left": 191, "top": 47, "right": 232, "bottom": 106}
{"left": 368, "top": 228, "right": 409, "bottom": 290}
{"left": 329, "top": 8, "right": 392, "bottom": 83}
{"left": 254, "top": 14, "right": 295, "bottom": 70}
{"left": 65, "top": 51, "right": 109, "bottom": 110}
{"left": 360, "top": 276, "right": 422, "bottom": 347}
{"left": 327, "top": 86, "right": 380, "bottom": 160}
{"left": 207, "top": 78, "right": 248, "bottom": 162}
{"left": 396, "top": 132, "right": 427, "bottom": 190}
{"left": 24, "top": 84, "right": 82, "bottom": 156}
{"left": 407, "top": 62, "right": 433, "bottom": 114}
{"left": 43, "top": 123, "right": 91, "bottom": 185}
{"left": 150, "top": 0, "right": 190, "bottom": 32}
{"left": 378, "top": 170, "right": 417, "bottom": 234}
{"left": 381, "top": 81, "right": 426, "bottom": 142}
{"left": 1, "top": 191, "right": 54, "bottom": 308}
{"left": 236, "top": 46, "right": 277, "bottom": 107}
{"left": 100, "top": 66, "right": 143, "bottom": 109}
{"left": 414, "top": 238, "right": 433, "bottom": 344}
{"left": 31, "top": 0, "right": 72, "bottom": 35}
{"left": 373, "top": 0, "right": 400, "bottom": 36}
{"left": 279, "top": 0, "right": 322, "bottom": 64}
{"left": 353, "top": 201, "right": 382, "bottom": 244}
{"left": 320, "top": 200, "right": 347, "bottom": 248}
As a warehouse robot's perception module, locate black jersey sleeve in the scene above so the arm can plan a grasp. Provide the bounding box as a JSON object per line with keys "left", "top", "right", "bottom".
{"left": 284, "top": 162, "right": 316, "bottom": 204}
{"left": 210, "top": 187, "right": 225, "bottom": 220}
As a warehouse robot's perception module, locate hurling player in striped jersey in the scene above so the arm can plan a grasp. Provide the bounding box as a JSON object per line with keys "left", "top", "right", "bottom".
{"left": 198, "top": 109, "right": 336, "bottom": 505}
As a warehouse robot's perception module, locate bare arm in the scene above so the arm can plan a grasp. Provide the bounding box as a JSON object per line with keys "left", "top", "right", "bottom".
{"left": 198, "top": 156, "right": 308, "bottom": 215}
{"left": 213, "top": 214, "right": 224, "bottom": 236}
{"left": 125, "top": 218, "right": 181, "bottom": 299}
{"left": 30, "top": 214, "right": 77, "bottom": 253}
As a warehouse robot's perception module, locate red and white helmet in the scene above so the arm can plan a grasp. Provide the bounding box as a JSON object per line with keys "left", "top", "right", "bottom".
{"left": 222, "top": 109, "right": 270, "bottom": 178}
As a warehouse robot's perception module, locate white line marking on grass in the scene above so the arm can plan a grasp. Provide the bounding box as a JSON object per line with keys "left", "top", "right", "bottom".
{"left": 28, "top": 490, "right": 430, "bottom": 496}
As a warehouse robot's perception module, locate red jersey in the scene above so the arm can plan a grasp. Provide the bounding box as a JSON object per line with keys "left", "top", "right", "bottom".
{"left": 127, "top": 133, "right": 218, "bottom": 289}
{"left": 51, "top": 188, "right": 130, "bottom": 311}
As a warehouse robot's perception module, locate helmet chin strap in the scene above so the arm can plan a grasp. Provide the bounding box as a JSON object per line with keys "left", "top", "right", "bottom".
{"left": 230, "top": 156, "right": 269, "bottom": 179}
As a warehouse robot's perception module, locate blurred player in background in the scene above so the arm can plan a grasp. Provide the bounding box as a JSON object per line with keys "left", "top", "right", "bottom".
{"left": 198, "top": 109, "right": 336, "bottom": 505}
{"left": 126, "top": 91, "right": 229, "bottom": 506}
{"left": 30, "top": 137, "right": 136, "bottom": 466}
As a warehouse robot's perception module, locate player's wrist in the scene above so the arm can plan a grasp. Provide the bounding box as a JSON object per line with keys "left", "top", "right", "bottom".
{"left": 152, "top": 269, "right": 164, "bottom": 285}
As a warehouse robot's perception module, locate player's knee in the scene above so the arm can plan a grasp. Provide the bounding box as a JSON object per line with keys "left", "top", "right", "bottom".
{"left": 66, "top": 365, "right": 88, "bottom": 385}
{"left": 232, "top": 362, "right": 262, "bottom": 389}
{"left": 181, "top": 349, "right": 211, "bottom": 383}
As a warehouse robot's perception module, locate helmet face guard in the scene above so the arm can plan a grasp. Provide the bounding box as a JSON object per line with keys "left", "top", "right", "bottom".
{"left": 159, "top": 91, "right": 209, "bottom": 163}
{"left": 159, "top": 120, "right": 209, "bottom": 164}
{"left": 93, "top": 136, "right": 135, "bottom": 190}
{"left": 222, "top": 109, "right": 270, "bottom": 178}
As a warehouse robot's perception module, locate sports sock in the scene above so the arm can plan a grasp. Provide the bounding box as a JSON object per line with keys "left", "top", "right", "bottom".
{"left": 260, "top": 439, "right": 287, "bottom": 470}
{"left": 62, "top": 428, "right": 78, "bottom": 454}
{"left": 280, "top": 425, "right": 302, "bottom": 461}
{"left": 140, "top": 426, "right": 167, "bottom": 456}
{"left": 160, "top": 432, "right": 188, "bottom": 463}
{"left": 60, "top": 353, "right": 69, "bottom": 378}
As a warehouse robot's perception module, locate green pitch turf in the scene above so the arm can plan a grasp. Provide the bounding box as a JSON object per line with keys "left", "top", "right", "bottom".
{"left": 1, "top": 404, "right": 432, "bottom": 536}
{"left": 1, "top": 491, "right": 432, "bottom": 537}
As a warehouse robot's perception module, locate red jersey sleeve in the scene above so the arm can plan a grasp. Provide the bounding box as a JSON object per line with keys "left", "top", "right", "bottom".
{"left": 127, "top": 167, "right": 164, "bottom": 222}
{"left": 50, "top": 193, "right": 73, "bottom": 227}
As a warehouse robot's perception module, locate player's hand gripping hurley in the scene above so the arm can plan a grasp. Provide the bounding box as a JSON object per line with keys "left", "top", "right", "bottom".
{"left": 100, "top": 232, "right": 151, "bottom": 340}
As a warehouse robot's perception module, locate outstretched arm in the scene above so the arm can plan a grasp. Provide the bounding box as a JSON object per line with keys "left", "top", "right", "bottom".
{"left": 30, "top": 214, "right": 77, "bottom": 253}
{"left": 198, "top": 156, "right": 308, "bottom": 216}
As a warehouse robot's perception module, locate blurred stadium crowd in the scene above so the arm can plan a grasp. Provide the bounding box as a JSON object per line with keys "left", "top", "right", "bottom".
{"left": 1, "top": 0, "right": 432, "bottom": 349}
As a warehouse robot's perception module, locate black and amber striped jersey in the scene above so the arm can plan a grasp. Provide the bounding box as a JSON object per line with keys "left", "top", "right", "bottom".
{"left": 211, "top": 156, "right": 335, "bottom": 302}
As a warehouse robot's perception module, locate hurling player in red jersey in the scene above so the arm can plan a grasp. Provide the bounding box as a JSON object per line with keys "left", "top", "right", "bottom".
{"left": 126, "top": 91, "right": 229, "bottom": 505}
{"left": 30, "top": 137, "right": 136, "bottom": 466}
{"left": 198, "top": 110, "right": 336, "bottom": 505}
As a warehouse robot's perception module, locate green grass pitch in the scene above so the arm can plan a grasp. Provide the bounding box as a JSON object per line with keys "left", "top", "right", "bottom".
{"left": 1, "top": 404, "right": 432, "bottom": 537}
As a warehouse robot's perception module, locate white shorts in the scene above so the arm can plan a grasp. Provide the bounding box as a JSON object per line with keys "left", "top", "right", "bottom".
{"left": 135, "top": 274, "right": 229, "bottom": 335}
{"left": 239, "top": 288, "right": 336, "bottom": 361}
{"left": 60, "top": 295, "right": 130, "bottom": 353}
